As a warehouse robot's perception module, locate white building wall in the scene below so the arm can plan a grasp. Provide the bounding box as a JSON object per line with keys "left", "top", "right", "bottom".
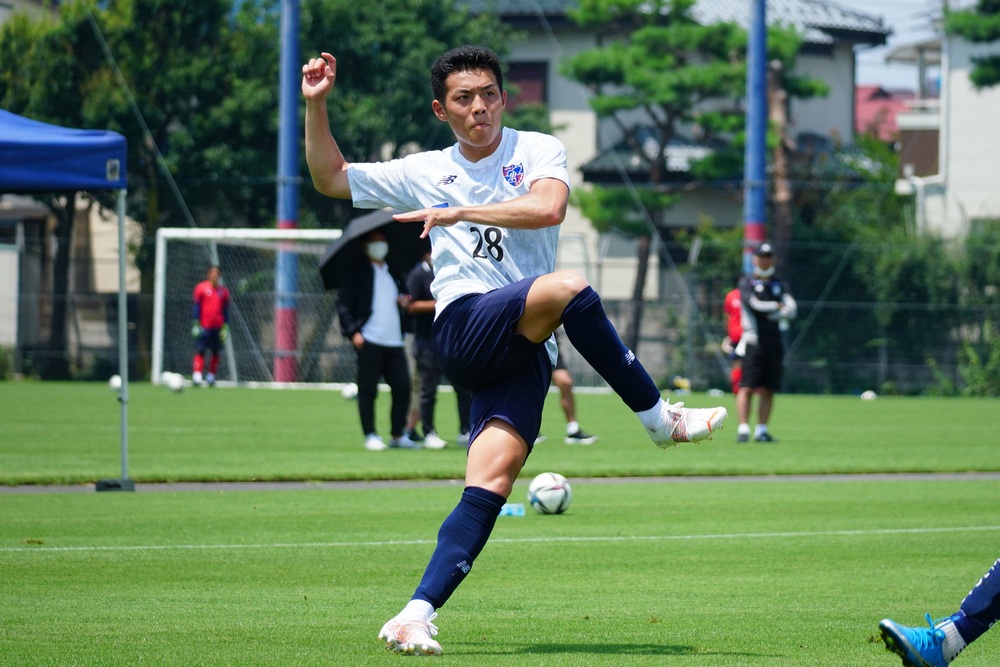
{"left": 513, "top": 30, "right": 661, "bottom": 299}
{"left": 792, "top": 44, "right": 857, "bottom": 142}
{"left": 938, "top": 37, "right": 1000, "bottom": 238}
{"left": 0, "top": 245, "right": 18, "bottom": 346}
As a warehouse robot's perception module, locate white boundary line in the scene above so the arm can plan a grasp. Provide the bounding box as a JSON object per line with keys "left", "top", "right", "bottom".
{"left": 3, "top": 525, "right": 998, "bottom": 554}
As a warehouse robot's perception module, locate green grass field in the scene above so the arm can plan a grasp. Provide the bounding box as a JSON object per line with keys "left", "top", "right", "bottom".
{"left": 2, "top": 382, "right": 1000, "bottom": 485}
{"left": 2, "top": 382, "right": 999, "bottom": 665}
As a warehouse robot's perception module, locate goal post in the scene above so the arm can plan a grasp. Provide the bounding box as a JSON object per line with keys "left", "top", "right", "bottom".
{"left": 152, "top": 227, "right": 350, "bottom": 386}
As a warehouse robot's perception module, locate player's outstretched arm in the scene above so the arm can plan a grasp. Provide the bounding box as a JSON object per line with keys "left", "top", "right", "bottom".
{"left": 395, "top": 177, "right": 569, "bottom": 238}
{"left": 302, "top": 52, "right": 351, "bottom": 199}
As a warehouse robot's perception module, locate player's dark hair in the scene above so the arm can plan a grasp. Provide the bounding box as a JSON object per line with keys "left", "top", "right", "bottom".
{"left": 431, "top": 45, "right": 503, "bottom": 103}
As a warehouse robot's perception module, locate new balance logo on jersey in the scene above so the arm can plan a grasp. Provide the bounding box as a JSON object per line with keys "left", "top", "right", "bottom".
{"left": 436, "top": 174, "right": 458, "bottom": 185}
{"left": 457, "top": 560, "right": 471, "bottom": 574}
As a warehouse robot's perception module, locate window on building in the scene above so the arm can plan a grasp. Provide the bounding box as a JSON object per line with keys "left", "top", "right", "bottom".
{"left": 506, "top": 62, "right": 547, "bottom": 112}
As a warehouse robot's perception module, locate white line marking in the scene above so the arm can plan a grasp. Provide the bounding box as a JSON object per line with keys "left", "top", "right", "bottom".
{"left": 3, "top": 525, "right": 998, "bottom": 554}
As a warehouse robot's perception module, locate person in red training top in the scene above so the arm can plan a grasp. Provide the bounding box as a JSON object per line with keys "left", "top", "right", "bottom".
{"left": 722, "top": 286, "right": 743, "bottom": 394}
{"left": 191, "top": 265, "right": 230, "bottom": 386}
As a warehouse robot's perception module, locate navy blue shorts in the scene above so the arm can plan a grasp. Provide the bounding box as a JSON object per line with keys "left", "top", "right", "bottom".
{"left": 433, "top": 278, "right": 552, "bottom": 449}
{"left": 196, "top": 328, "right": 222, "bottom": 355}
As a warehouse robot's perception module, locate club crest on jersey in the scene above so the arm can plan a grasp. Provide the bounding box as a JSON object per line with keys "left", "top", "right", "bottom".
{"left": 502, "top": 163, "right": 524, "bottom": 187}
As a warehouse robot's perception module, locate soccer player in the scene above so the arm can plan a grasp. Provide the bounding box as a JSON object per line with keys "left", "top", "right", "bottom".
{"left": 735, "top": 243, "right": 796, "bottom": 442}
{"left": 723, "top": 285, "right": 743, "bottom": 395}
{"left": 405, "top": 250, "right": 473, "bottom": 449}
{"left": 879, "top": 557, "right": 1000, "bottom": 667}
{"left": 191, "top": 265, "right": 229, "bottom": 386}
{"left": 550, "top": 333, "right": 598, "bottom": 445}
{"left": 302, "top": 44, "right": 727, "bottom": 655}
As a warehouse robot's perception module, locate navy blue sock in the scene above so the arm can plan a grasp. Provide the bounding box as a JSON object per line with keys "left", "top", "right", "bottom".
{"left": 954, "top": 558, "right": 1000, "bottom": 644}
{"left": 413, "top": 486, "right": 506, "bottom": 609}
{"left": 560, "top": 286, "right": 660, "bottom": 412}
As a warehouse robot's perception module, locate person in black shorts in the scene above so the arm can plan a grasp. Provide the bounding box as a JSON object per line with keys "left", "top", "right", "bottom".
{"left": 735, "top": 243, "right": 796, "bottom": 442}
{"left": 303, "top": 44, "right": 727, "bottom": 655}
{"left": 546, "top": 331, "right": 597, "bottom": 444}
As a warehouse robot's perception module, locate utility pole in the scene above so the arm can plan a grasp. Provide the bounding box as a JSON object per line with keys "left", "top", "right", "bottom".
{"left": 274, "top": 0, "right": 300, "bottom": 382}
{"left": 743, "top": 0, "right": 768, "bottom": 273}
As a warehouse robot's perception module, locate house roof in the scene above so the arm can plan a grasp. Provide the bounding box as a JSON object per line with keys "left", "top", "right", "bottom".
{"left": 855, "top": 85, "right": 915, "bottom": 141}
{"left": 580, "top": 127, "right": 876, "bottom": 186}
{"left": 579, "top": 127, "right": 720, "bottom": 185}
{"left": 458, "top": 0, "right": 890, "bottom": 46}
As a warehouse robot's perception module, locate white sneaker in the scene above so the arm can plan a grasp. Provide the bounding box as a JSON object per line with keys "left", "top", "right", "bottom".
{"left": 206, "top": 373, "right": 216, "bottom": 387}
{"left": 378, "top": 613, "right": 442, "bottom": 655}
{"left": 389, "top": 433, "right": 421, "bottom": 449}
{"left": 648, "top": 400, "right": 727, "bottom": 448}
{"left": 456, "top": 432, "right": 470, "bottom": 448}
{"left": 423, "top": 431, "right": 447, "bottom": 450}
{"left": 192, "top": 371, "right": 203, "bottom": 386}
{"left": 364, "top": 433, "right": 387, "bottom": 451}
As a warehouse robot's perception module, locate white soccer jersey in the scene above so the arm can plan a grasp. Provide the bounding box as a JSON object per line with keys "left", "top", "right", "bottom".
{"left": 348, "top": 127, "right": 571, "bottom": 316}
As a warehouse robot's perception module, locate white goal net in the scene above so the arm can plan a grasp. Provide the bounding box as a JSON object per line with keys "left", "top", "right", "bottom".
{"left": 152, "top": 227, "right": 354, "bottom": 386}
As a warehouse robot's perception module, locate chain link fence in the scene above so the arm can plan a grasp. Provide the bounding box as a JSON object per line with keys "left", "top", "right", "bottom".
{"left": 3, "top": 234, "right": 998, "bottom": 395}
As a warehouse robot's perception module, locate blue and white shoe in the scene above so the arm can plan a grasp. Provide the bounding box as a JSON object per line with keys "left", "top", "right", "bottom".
{"left": 879, "top": 615, "right": 949, "bottom": 667}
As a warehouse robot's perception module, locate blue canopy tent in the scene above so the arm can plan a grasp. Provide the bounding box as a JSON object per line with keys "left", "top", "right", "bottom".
{"left": 0, "top": 109, "right": 133, "bottom": 491}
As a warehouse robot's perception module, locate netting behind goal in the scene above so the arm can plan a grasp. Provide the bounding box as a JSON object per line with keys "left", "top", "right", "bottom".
{"left": 152, "top": 228, "right": 356, "bottom": 386}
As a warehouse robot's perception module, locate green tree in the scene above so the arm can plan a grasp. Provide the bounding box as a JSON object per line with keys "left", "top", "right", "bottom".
{"left": 300, "top": 0, "right": 513, "bottom": 225}
{"left": 1, "top": 0, "right": 512, "bottom": 377}
{"left": 946, "top": 0, "right": 1000, "bottom": 89}
{"left": 0, "top": 0, "right": 282, "bottom": 376}
{"left": 561, "top": 0, "right": 825, "bottom": 351}
{"left": 561, "top": 0, "right": 745, "bottom": 351}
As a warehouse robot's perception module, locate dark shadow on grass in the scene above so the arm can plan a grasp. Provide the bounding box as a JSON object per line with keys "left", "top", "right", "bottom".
{"left": 449, "top": 641, "right": 774, "bottom": 658}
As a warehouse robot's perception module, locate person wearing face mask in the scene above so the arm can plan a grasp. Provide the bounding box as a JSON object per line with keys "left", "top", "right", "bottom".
{"left": 735, "top": 242, "right": 797, "bottom": 443}
{"left": 336, "top": 229, "right": 415, "bottom": 451}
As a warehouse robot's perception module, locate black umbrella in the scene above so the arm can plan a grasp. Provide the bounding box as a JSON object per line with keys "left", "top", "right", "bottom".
{"left": 319, "top": 208, "right": 431, "bottom": 290}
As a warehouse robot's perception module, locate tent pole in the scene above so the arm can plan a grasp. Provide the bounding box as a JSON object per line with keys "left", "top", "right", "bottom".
{"left": 97, "top": 189, "right": 134, "bottom": 492}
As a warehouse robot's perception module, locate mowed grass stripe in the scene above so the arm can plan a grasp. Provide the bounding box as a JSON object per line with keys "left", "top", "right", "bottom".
{"left": 3, "top": 524, "right": 1000, "bottom": 554}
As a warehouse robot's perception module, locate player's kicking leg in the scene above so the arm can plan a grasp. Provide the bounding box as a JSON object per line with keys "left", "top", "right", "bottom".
{"left": 545, "top": 276, "right": 727, "bottom": 446}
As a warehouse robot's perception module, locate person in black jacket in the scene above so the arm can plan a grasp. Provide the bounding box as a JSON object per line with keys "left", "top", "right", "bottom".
{"left": 337, "top": 229, "right": 415, "bottom": 450}
{"left": 405, "top": 251, "right": 473, "bottom": 449}
{"left": 735, "top": 243, "right": 797, "bottom": 443}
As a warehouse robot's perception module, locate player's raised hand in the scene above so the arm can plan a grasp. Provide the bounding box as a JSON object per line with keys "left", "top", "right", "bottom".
{"left": 302, "top": 52, "right": 337, "bottom": 101}
{"left": 394, "top": 207, "right": 458, "bottom": 239}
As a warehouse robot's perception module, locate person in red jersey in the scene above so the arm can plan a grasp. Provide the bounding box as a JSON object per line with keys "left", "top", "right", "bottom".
{"left": 723, "top": 286, "right": 743, "bottom": 394}
{"left": 191, "top": 265, "right": 230, "bottom": 386}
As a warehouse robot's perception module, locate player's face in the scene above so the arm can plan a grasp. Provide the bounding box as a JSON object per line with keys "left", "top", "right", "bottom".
{"left": 432, "top": 69, "right": 506, "bottom": 161}
{"left": 207, "top": 267, "right": 221, "bottom": 285}
{"left": 753, "top": 254, "right": 774, "bottom": 276}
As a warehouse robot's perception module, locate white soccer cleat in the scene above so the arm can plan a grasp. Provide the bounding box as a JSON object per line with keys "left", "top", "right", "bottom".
{"left": 423, "top": 432, "right": 448, "bottom": 450}
{"left": 378, "top": 613, "right": 442, "bottom": 656}
{"left": 192, "top": 371, "right": 203, "bottom": 386}
{"left": 648, "top": 400, "right": 727, "bottom": 448}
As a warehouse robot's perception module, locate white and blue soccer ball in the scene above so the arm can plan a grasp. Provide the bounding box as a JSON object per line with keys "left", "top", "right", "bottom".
{"left": 527, "top": 472, "right": 572, "bottom": 515}
{"left": 340, "top": 382, "right": 358, "bottom": 400}
{"left": 108, "top": 374, "right": 122, "bottom": 391}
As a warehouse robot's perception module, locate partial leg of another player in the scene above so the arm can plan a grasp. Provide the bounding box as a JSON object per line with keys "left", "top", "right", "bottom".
{"left": 879, "top": 558, "right": 1000, "bottom": 667}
